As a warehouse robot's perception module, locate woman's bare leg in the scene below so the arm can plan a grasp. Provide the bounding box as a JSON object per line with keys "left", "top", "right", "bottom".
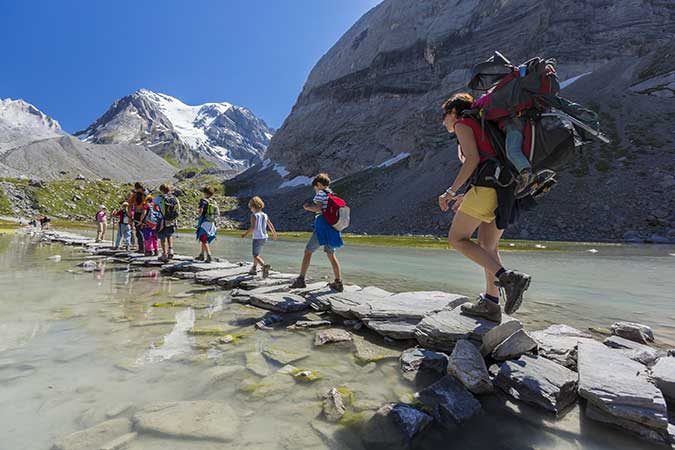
{"left": 448, "top": 211, "right": 503, "bottom": 275}
{"left": 477, "top": 221, "right": 504, "bottom": 298}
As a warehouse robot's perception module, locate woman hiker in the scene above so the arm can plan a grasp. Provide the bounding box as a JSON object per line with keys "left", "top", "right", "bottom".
{"left": 127, "top": 182, "right": 147, "bottom": 253}
{"left": 95, "top": 205, "right": 107, "bottom": 243}
{"left": 438, "top": 93, "right": 531, "bottom": 322}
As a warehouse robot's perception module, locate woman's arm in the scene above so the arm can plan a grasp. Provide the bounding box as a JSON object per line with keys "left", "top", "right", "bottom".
{"left": 439, "top": 123, "right": 480, "bottom": 211}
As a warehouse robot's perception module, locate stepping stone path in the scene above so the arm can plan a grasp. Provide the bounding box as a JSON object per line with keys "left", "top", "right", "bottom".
{"left": 36, "top": 229, "right": 674, "bottom": 447}
{"left": 494, "top": 354, "right": 578, "bottom": 414}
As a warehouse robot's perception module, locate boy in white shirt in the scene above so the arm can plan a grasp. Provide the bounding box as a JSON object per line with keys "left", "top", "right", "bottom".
{"left": 241, "top": 196, "right": 277, "bottom": 278}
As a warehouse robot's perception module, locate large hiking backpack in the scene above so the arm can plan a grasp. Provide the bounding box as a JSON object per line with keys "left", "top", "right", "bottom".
{"left": 162, "top": 194, "right": 180, "bottom": 222}
{"left": 322, "top": 191, "right": 350, "bottom": 231}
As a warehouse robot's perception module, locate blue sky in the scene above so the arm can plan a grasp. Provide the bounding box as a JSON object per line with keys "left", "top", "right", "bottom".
{"left": 0, "top": 0, "right": 381, "bottom": 132}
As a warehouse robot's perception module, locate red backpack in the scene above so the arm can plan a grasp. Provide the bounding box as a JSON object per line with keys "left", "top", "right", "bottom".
{"left": 322, "top": 191, "right": 350, "bottom": 231}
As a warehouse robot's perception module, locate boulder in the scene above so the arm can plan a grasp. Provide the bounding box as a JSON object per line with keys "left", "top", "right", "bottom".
{"left": 363, "top": 319, "right": 419, "bottom": 340}
{"left": 530, "top": 324, "right": 593, "bottom": 369}
{"left": 400, "top": 347, "right": 449, "bottom": 383}
{"left": 448, "top": 340, "right": 492, "bottom": 394}
{"left": 416, "top": 375, "right": 481, "bottom": 428}
{"left": 494, "top": 354, "right": 578, "bottom": 414}
{"left": 314, "top": 328, "right": 353, "bottom": 346}
{"left": 611, "top": 321, "right": 654, "bottom": 344}
{"left": 577, "top": 340, "right": 669, "bottom": 443}
{"left": 362, "top": 403, "right": 432, "bottom": 449}
{"left": 651, "top": 357, "right": 675, "bottom": 401}
{"left": 415, "top": 307, "right": 515, "bottom": 351}
{"left": 323, "top": 388, "right": 346, "bottom": 422}
{"left": 492, "top": 329, "right": 538, "bottom": 361}
{"left": 249, "top": 292, "right": 309, "bottom": 313}
{"left": 52, "top": 418, "right": 131, "bottom": 450}
{"left": 479, "top": 319, "right": 523, "bottom": 357}
{"left": 603, "top": 335, "right": 662, "bottom": 366}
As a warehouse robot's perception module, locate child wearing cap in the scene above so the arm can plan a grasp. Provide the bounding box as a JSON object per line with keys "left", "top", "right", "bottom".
{"left": 113, "top": 201, "right": 132, "bottom": 250}
{"left": 95, "top": 205, "right": 107, "bottom": 243}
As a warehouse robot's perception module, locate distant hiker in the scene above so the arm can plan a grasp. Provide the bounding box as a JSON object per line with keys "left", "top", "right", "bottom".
{"left": 289, "top": 173, "right": 345, "bottom": 292}
{"left": 241, "top": 196, "right": 277, "bottom": 278}
{"left": 155, "top": 183, "right": 181, "bottom": 262}
{"left": 140, "top": 196, "right": 159, "bottom": 256}
{"left": 113, "top": 201, "right": 131, "bottom": 250}
{"left": 195, "top": 186, "right": 219, "bottom": 263}
{"left": 95, "top": 205, "right": 107, "bottom": 242}
{"left": 39, "top": 215, "right": 51, "bottom": 230}
{"left": 128, "top": 182, "right": 147, "bottom": 252}
{"left": 439, "top": 93, "right": 531, "bottom": 322}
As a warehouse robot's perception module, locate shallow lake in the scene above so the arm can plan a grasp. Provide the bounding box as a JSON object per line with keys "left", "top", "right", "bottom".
{"left": 1, "top": 230, "right": 673, "bottom": 450}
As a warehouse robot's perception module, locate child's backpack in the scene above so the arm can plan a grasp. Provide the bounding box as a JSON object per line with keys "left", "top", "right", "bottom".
{"left": 322, "top": 191, "right": 350, "bottom": 231}
{"left": 162, "top": 194, "right": 180, "bottom": 222}
{"left": 145, "top": 206, "right": 161, "bottom": 227}
{"left": 205, "top": 199, "right": 219, "bottom": 222}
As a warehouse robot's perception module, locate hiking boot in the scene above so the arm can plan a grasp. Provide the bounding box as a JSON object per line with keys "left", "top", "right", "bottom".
{"left": 529, "top": 170, "right": 557, "bottom": 199}
{"left": 168, "top": 252, "right": 174, "bottom": 260}
{"left": 289, "top": 276, "right": 306, "bottom": 289}
{"left": 248, "top": 266, "right": 257, "bottom": 276}
{"left": 158, "top": 254, "right": 169, "bottom": 263}
{"left": 496, "top": 270, "right": 531, "bottom": 314}
{"left": 262, "top": 264, "right": 271, "bottom": 279}
{"left": 514, "top": 168, "right": 534, "bottom": 197}
{"left": 460, "top": 295, "right": 502, "bottom": 322}
{"left": 195, "top": 253, "right": 205, "bottom": 262}
{"left": 153, "top": 250, "right": 158, "bottom": 257}
{"left": 328, "top": 279, "right": 344, "bottom": 293}
{"left": 205, "top": 254, "right": 213, "bottom": 263}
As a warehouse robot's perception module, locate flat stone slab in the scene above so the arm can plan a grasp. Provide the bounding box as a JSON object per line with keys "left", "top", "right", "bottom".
{"left": 651, "top": 357, "right": 675, "bottom": 400}
{"left": 417, "top": 375, "right": 481, "bottom": 428}
{"left": 194, "top": 266, "right": 252, "bottom": 284}
{"left": 304, "top": 283, "right": 362, "bottom": 311}
{"left": 262, "top": 345, "right": 310, "bottom": 365}
{"left": 603, "top": 335, "right": 662, "bottom": 366}
{"left": 415, "top": 308, "right": 516, "bottom": 351}
{"left": 52, "top": 418, "right": 131, "bottom": 450}
{"left": 246, "top": 292, "right": 309, "bottom": 312}
{"left": 161, "top": 261, "right": 239, "bottom": 274}
{"left": 494, "top": 354, "right": 578, "bottom": 414}
{"left": 132, "top": 401, "right": 239, "bottom": 442}
{"left": 530, "top": 324, "right": 593, "bottom": 369}
{"left": 577, "top": 340, "right": 669, "bottom": 442}
{"left": 363, "top": 319, "right": 419, "bottom": 340}
{"left": 448, "top": 340, "right": 492, "bottom": 394}
{"left": 480, "top": 319, "right": 523, "bottom": 357}
{"left": 611, "top": 321, "right": 654, "bottom": 344}
{"left": 238, "top": 273, "right": 296, "bottom": 289}
{"left": 492, "top": 329, "right": 537, "bottom": 361}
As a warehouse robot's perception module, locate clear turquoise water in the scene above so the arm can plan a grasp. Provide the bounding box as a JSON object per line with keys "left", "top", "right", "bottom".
{"left": 0, "top": 230, "right": 673, "bottom": 450}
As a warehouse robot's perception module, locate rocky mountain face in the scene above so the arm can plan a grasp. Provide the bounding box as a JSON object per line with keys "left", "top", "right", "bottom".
{"left": 76, "top": 89, "right": 274, "bottom": 172}
{"left": 226, "top": 0, "right": 675, "bottom": 242}
{"left": 0, "top": 98, "right": 63, "bottom": 153}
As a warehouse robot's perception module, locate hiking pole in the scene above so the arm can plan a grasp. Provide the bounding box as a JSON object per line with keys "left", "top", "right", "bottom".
{"left": 111, "top": 212, "right": 115, "bottom": 249}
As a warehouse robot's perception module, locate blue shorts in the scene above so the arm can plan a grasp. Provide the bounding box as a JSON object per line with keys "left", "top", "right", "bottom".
{"left": 158, "top": 224, "right": 175, "bottom": 240}
{"left": 305, "top": 232, "right": 335, "bottom": 254}
{"left": 252, "top": 238, "right": 266, "bottom": 257}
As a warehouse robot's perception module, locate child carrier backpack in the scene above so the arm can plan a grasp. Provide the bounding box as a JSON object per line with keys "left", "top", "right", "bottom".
{"left": 322, "top": 191, "right": 350, "bottom": 231}
{"left": 162, "top": 195, "right": 180, "bottom": 222}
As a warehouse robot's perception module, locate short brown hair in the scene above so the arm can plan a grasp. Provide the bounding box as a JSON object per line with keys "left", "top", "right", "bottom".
{"left": 248, "top": 196, "right": 265, "bottom": 210}
{"left": 134, "top": 181, "right": 145, "bottom": 190}
{"left": 442, "top": 92, "right": 475, "bottom": 117}
{"left": 202, "top": 186, "right": 215, "bottom": 197}
{"left": 159, "top": 183, "right": 171, "bottom": 193}
{"left": 312, "top": 173, "right": 331, "bottom": 187}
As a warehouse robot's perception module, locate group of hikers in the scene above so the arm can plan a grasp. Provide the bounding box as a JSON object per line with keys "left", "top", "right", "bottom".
{"left": 85, "top": 53, "right": 606, "bottom": 323}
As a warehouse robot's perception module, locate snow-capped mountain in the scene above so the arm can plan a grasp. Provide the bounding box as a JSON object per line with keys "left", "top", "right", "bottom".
{"left": 75, "top": 89, "right": 274, "bottom": 170}
{"left": 0, "top": 98, "right": 63, "bottom": 153}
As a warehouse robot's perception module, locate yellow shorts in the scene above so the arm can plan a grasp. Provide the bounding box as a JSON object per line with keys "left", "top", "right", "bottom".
{"left": 458, "top": 186, "right": 497, "bottom": 223}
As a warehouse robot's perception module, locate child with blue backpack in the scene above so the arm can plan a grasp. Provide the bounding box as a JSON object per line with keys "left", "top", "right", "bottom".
{"left": 141, "top": 195, "right": 160, "bottom": 256}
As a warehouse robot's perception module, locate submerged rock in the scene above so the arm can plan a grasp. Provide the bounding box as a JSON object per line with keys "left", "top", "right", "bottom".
{"left": 530, "top": 324, "right": 593, "bottom": 369}
{"left": 245, "top": 351, "right": 271, "bottom": 377}
{"left": 52, "top": 418, "right": 131, "bottom": 450}
{"left": 651, "top": 357, "right": 675, "bottom": 401}
{"left": 492, "top": 329, "right": 537, "bottom": 361}
{"left": 314, "top": 328, "right": 353, "bottom": 346}
{"left": 362, "top": 403, "right": 432, "bottom": 449}
{"left": 262, "top": 345, "right": 310, "bottom": 365}
{"left": 494, "top": 354, "right": 578, "bottom": 414}
{"left": 133, "top": 401, "right": 239, "bottom": 442}
{"left": 323, "top": 388, "right": 347, "bottom": 422}
{"left": 603, "top": 335, "right": 662, "bottom": 366}
{"left": 611, "top": 321, "right": 654, "bottom": 344}
{"left": 577, "top": 340, "right": 669, "bottom": 443}
{"left": 353, "top": 335, "right": 401, "bottom": 364}
{"left": 400, "top": 347, "right": 448, "bottom": 383}
{"left": 448, "top": 340, "right": 492, "bottom": 394}
{"left": 416, "top": 375, "right": 481, "bottom": 428}
{"left": 99, "top": 432, "right": 137, "bottom": 450}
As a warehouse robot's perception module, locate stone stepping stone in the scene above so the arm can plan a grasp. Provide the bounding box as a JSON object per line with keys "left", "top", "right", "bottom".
{"left": 530, "top": 324, "right": 593, "bottom": 369}
{"left": 416, "top": 375, "right": 481, "bottom": 428}
{"left": 52, "top": 418, "right": 131, "bottom": 450}
{"left": 603, "top": 335, "right": 663, "bottom": 366}
{"left": 577, "top": 340, "right": 669, "bottom": 444}
{"left": 304, "top": 283, "right": 361, "bottom": 311}
{"left": 611, "top": 321, "right": 654, "bottom": 344}
{"left": 479, "top": 319, "right": 522, "bottom": 357}
{"left": 132, "top": 401, "right": 239, "bottom": 442}
{"left": 492, "top": 329, "right": 537, "bottom": 361}
{"left": 238, "top": 273, "right": 297, "bottom": 290}
{"left": 195, "top": 266, "right": 252, "bottom": 284}
{"left": 248, "top": 292, "right": 309, "bottom": 313}
{"left": 400, "top": 347, "right": 449, "bottom": 383}
{"left": 448, "top": 340, "right": 492, "bottom": 394}
{"left": 651, "top": 357, "right": 675, "bottom": 401}
{"left": 415, "top": 307, "right": 516, "bottom": 351}
{"left": 494, "top": 354, "right": 577, "bottom": 414}
{"left": 364, "top": 318, "right": 420, "bottom": 340}
{"left": 161, "top": 261, "right": 238, "bottom": 274}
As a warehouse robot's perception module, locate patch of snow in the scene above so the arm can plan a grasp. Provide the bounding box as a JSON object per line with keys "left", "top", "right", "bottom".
{"left": 377, "top": 152, "right": 410, "bottom": 168}
{"left": 259, "top": 159, "right": 272, "bottom": 171}
{"left": 587, "top": 248, "right": 599, "bottom": 253}
{"left": 273, "top": 164, "right": 289, "bottom": 177}
{"left": 560, "top": 72, "right": 592, "bottom": 90}
{"left": 280, "top": 176, "right": 312, "bottom": 189}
